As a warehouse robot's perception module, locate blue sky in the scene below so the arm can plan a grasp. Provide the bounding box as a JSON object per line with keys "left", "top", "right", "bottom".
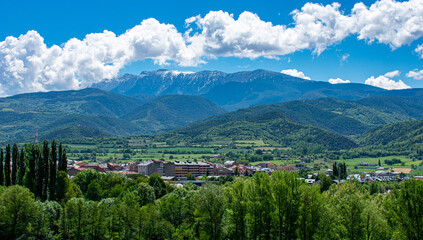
{"left": 1, "top": 0, "right": 423, "bottom": 96}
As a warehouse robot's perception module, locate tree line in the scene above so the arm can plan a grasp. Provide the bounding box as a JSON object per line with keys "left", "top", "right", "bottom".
{"left": 0, "top": 140, "right": 68, "bottom": 202}
{"left": 0, "top": 167, "right": 423, "bottom": 239}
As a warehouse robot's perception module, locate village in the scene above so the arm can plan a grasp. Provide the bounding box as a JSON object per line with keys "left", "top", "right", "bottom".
{"left": 67, "top": 158, "right": 413, "bottom": 186}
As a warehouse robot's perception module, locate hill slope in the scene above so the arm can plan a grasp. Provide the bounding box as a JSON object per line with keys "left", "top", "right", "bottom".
{"left": 0, "top": 88, "right": 147, "bottom": 140}
{"left": 159, "top": 112, "right": 357, "bottom": 150}
{"left": 358, "top": 119, "right": 423, "bottom": 146}
{"left": 0, "top": 89, "right": 225, "bottom": 141}
{"left": 4, "top": 88, "right": 145, "bottom": 117}
{"left": 123, "top": 95, "right": 226, "bottom": 133}
{"left": 41, "top": 126, "right": 110, "bottom": 140}
{"left": 41, "top": 114, "right": 142, "bottom": 136}
{"left": 181, "top": 96, "right": 423, "bottom": 136}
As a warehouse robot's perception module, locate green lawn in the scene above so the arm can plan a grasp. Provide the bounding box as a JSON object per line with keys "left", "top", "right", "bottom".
{"left": 343, "top": 156, "right": 412, "bottom": 166}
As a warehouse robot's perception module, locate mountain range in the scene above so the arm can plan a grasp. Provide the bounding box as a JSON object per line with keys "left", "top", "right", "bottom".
{"left": 92, "top": 69, "right": 423, "bottom": 111}
{"left": 2, "top": 69, "right": 423, "bottom": 150}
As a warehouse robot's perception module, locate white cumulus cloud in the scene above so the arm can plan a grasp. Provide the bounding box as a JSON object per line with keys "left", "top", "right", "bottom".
{"left": 340, "top": 53, "right": 350, "bottom": 64}
{"left": 384, "top": 70, "right": 400, "bottom": 78}
{"left": 0, "top": 20, "right": 194, "bottom": 96}
{"left": 329, "top": 78, "right": 351, "bottom": 84}
{"left": 281, "top": 69, "right": 311, "bottom": 80}
{"left": 365, "top": 74, "right": 411, "bottom": 90}
{"left": 2, "top": 0, "right": 423, "bottom": 96}
{"left": 415, "top": 44, "right": 423, "bottom": 58}
{"left": 352, "top": 0, "right": 423, "bottom": 48}
{"left": 407, "top": 69, "right": 423, "bottom": 80}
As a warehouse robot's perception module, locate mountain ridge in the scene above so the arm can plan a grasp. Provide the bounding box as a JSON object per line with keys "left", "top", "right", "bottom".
{"left": 0, "top": 89, "right": 226, "bottom": 141}
{"left": 177, "top": 96, "right": 423, "bottom": 136}
{"left": 92, "top": 69, "right": 407, "bottom": 110}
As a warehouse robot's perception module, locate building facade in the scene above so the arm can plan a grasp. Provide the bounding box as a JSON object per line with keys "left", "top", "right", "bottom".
{"left": 164, "top": 161, "right": 213, "bottom": 178}
{"left": 137, "top": 159, "right": 164, "bottom": 176}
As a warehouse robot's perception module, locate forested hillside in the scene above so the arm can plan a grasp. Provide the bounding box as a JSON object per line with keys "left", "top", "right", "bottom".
{"left": 159, "top": 112, "right": 357, "bottom": 150}
{"left": 0, "top": 90, "right": 225, "bottom": 141}
{"left": 359, "top": 119, "right": 423, "bottom": 147}
{"left": 123, "top": 95, "right": 226, "bottom": 133}
{"left": 169, "top": 96, "right": 423, "bottom": 138}
{"left": 0, "top": 88, "right": 143, "bottom": 140}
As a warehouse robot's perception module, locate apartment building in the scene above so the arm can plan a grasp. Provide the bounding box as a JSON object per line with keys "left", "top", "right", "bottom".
{"left": 164, "top": 161, "right": 213, "bottom": 178}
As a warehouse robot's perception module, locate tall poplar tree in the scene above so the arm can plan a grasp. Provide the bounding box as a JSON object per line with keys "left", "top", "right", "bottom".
{"left": 12, "top": 143, "right": 19, "bottom": 185}
{"left": 61, "top": 148, "right": 68, "bottom": 172}
{"left": 332, "top": 162, "right": 338, "bottom": 178}
{"left": 58, "top": 142, "right": 67, "bottom": 172}
{"left": 18, "top": 147, "right": 25, "bottom": 185}
{"left": 42, "top": 140, "right": 50, "bottom": 201}
{"left": 58, "top": 142, "right": 62, "bottom": 170}
{"left": 4, "top": 144, "right": 11, "bottom": 186}
{"left": 26, "top": 144, "right": 37, "bottom": 195}
{"left": 36, "top": 143, "right": 44, "bottom": 198}
{"left": 49, "top": 140, "right": 57, "bottom": 200}
{"left": 0, "top": 148, "right": 4, "bottom": 186}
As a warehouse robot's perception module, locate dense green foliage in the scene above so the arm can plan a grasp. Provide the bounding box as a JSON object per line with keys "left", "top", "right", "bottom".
{"left": 359, "top": 119, "right": 423, "bottom": 146}
{"left": 175, "top": 96, "right": 423, "bottom": 137}
{"left": 0, "top": 88, "right": 142, "bottom": 141}
{"left": 123, "top": 95, "right": 226, "bottom": 134}
{"left": 0, "top": 149, "right": 3, "bottom": 186}
{"left": 42, "top": 114, "right": 141, "bottom": 137}
{"left": 160, "top": 112, "right": 357, "bottom": 150}
{"left": 0, "top": 171, "right": 422, "bottom": 240}
{"left": 42, "top": 126, "right": 111, "bottom": 140}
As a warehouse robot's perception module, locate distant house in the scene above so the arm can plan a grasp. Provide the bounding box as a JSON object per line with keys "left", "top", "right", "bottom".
{"left": 347, "top": 174, "right": 362, "bottom": 180}
{"left": 107, "top": 162, "right": 124, "bottom": 171}
{"left": 259, "top": 168, "right": 274, "bottom": 174}
{"left": 267, "top": 163, "right": 276, "bottom": 170}
{"left": 256, "top": 162, "right": 267, "bottom": 168}
{"left": 256, "top": 162, "right": 277, "bottom": 170}
{"left": 74, "top": 162, "right": 106, "bottom": 172}
{"left": 236, "top": 165, "right": 254, "bottom": 176}
{"left": 68, "top": 166, "right": 84, "bottom": 177}
{"left": 128, "top": 162, "right": 139, "bottom": 172}
{"left": 325, "top": 169, "right": 333, "bottom": 175}
{"left": 224, "top": 161, "right": 238, "bottom": 168}
{"left": 357, "top": 162, "right": 377, "bottom": 167}
{"left": 214, "top": 164, "right": 234, "bottom": 176}
{"left": 305, "top": 179, "right": 316, "bottom": 184}
{"left": 373, "top": 171, "right": 386, "bottom": 176}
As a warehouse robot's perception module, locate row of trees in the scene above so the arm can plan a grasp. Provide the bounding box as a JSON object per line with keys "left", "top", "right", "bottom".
{"left": 0, "top": 144, "right": 25, "bottom": 186}
{"left": 1, "top": 169, "right": 422, "bottom": 240}
{"left": 0, "top": 140, "right": 68, "bottom": 201}
{"left": 332, "top": 162, "right": 347, "bottom": 179}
